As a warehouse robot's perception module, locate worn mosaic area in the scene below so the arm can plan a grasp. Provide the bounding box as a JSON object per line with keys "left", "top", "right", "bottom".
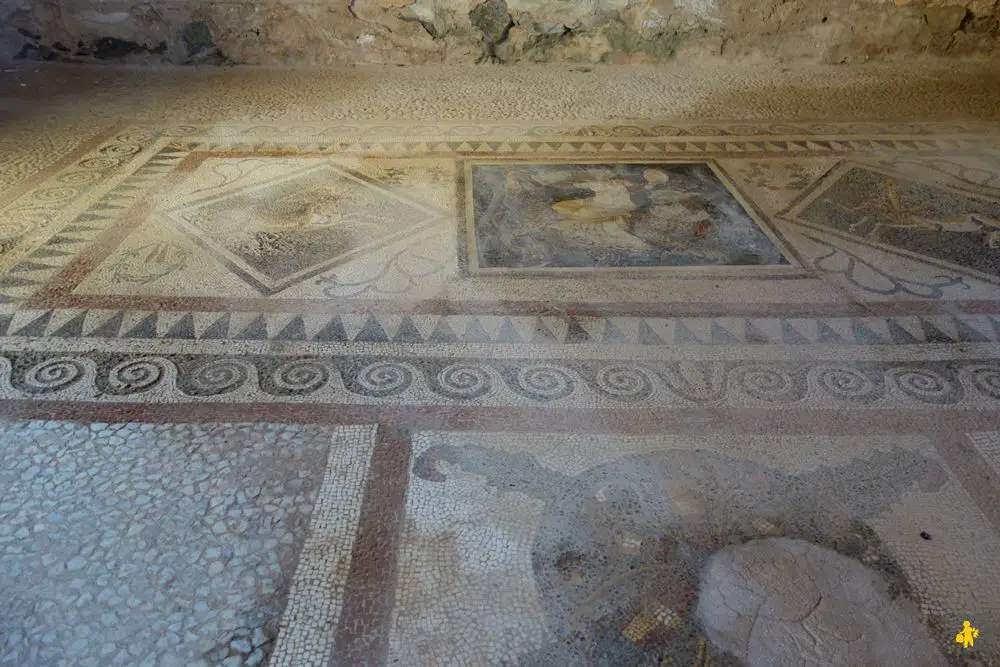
{"left": 392, "top": 431, "right": 994, "bottom": 666}
{"left": 3, "top": 120, "right": 1000, "bottom": 666}
{"left": 466, "top": 162, "right": 788, "bottom": 272}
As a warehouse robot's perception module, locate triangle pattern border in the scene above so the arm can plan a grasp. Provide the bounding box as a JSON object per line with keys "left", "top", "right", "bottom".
{"left": 2, "top": 310, "right": 998, "bottom": 346}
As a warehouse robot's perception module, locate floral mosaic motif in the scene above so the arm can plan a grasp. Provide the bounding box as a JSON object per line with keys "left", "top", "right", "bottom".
{"left": 315, "top": 244, "right": 448, "bottom": 297}
{"left": 467, "top": 162, "right": 788, "bottom": 271}
{"left": 411, "top": 445, "right": 948, "bottom": 665}
{"left": 874, "top": 155, "right": 1000, "bottom": 193}
{"left": 736, "top": 161, "right": 813, "bottom": 191}
{"left": 181, "top": 158, "right": 278, "bottom": 197}
{"left": 109, "top": 242, "right": 192, "bottom": 286}
{"left": 802, "top": 232, "right": 970, "bottom": 299}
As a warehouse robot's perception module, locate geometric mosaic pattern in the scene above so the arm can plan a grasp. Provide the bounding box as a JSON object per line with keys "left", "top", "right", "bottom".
{"left": 4, "top": 116, "right": 1000, "bottom": 667}
{"left": 163, "top": 163, "right": 443, "bottom": 295}
{"left": 2, "top": 309, "right": 1000, "bottom": 345}
{"left": 1, "top": 350, "right": 999, "bottom": 407}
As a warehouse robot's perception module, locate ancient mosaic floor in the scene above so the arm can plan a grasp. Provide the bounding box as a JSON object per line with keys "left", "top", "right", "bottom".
{"left": 3, "top": 110, "right": 1000, "bottom": 666}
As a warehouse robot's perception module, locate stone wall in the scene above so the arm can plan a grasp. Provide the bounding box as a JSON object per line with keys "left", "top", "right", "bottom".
{"left": 2, "top": 0, "right": 998, "bottom": 66}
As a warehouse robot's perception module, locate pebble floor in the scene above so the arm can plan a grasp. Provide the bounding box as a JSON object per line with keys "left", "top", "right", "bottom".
{"left": 0, "top": 421, "right": 333, "bottom": 667}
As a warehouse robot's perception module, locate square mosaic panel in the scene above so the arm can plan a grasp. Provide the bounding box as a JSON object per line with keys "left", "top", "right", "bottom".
{"left": 463, "top": 161, "right": 790, "bottom": 274}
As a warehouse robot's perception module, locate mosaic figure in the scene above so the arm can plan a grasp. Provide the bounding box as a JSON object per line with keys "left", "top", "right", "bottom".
{"left": 829, "top": 177, "right": 1000, "bottom": 248}
{"left": 269, "top": 182, "right": 361, "bottom": 230}
{"left": 471, "top": 162, "right": 788, "bottom": 270}
{"left": 793, "top": 165, "right": 1000, "bottom": 278}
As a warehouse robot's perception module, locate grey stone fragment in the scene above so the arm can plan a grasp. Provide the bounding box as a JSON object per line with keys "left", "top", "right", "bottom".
{"left": 697, "top": 538, "right": 948, "bottom": 667}
{"left": 250, "top": 627, "right": 268, "bottom": 648}
{"left": 230, "top": 637, "right": 253, "bottom": 654}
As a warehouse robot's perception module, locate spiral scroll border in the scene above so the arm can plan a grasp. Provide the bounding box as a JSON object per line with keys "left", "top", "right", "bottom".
{"left": 0, "top": 353, "right": 998, "bottom": 406}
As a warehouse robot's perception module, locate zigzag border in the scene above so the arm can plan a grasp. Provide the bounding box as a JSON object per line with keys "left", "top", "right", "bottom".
{"left": 1, "top": 310, "right": 998, "bottom": 346}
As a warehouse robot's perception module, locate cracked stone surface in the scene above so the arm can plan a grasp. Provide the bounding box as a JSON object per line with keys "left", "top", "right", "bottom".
{"left": 697, "top": 538, "right": 949, "bottom": 667}
{"left": 0, "top": 421, "right": 332, "bottom": 667}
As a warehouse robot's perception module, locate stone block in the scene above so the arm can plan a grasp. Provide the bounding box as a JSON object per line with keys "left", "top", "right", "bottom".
{"left": 4, "top": 0, "right": 999, "bottom": 65}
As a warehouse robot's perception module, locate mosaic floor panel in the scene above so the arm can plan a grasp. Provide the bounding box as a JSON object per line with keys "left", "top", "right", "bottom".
{"left": 3, "top": 116, "right": 1000, "bottom": 666}
{"left": 464, "top": 161, "right": 789, "bottom": 272}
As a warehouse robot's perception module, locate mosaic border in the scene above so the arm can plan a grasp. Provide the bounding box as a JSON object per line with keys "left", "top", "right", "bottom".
{"left": 155, "top": 137, "right": 977, "bottom": 159}
{"left": 330, "top": 424, "right": 410, "bottom": 667}
{"left": 1, "top": 351, "right": 999, "bottom": 409}
{"left": 1, "top": 310, "right": 998, "bottom": 346}
{"left": 269, "top": 424, "right": 375, "bottom": 667}
{"left": 153, "top": 120, "right": 1000, "bottom": 138}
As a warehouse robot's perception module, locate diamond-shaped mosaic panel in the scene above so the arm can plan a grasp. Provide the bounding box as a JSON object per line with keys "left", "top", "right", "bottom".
{"left": 164, "top": 163, "right": 441, "bottom": 295}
